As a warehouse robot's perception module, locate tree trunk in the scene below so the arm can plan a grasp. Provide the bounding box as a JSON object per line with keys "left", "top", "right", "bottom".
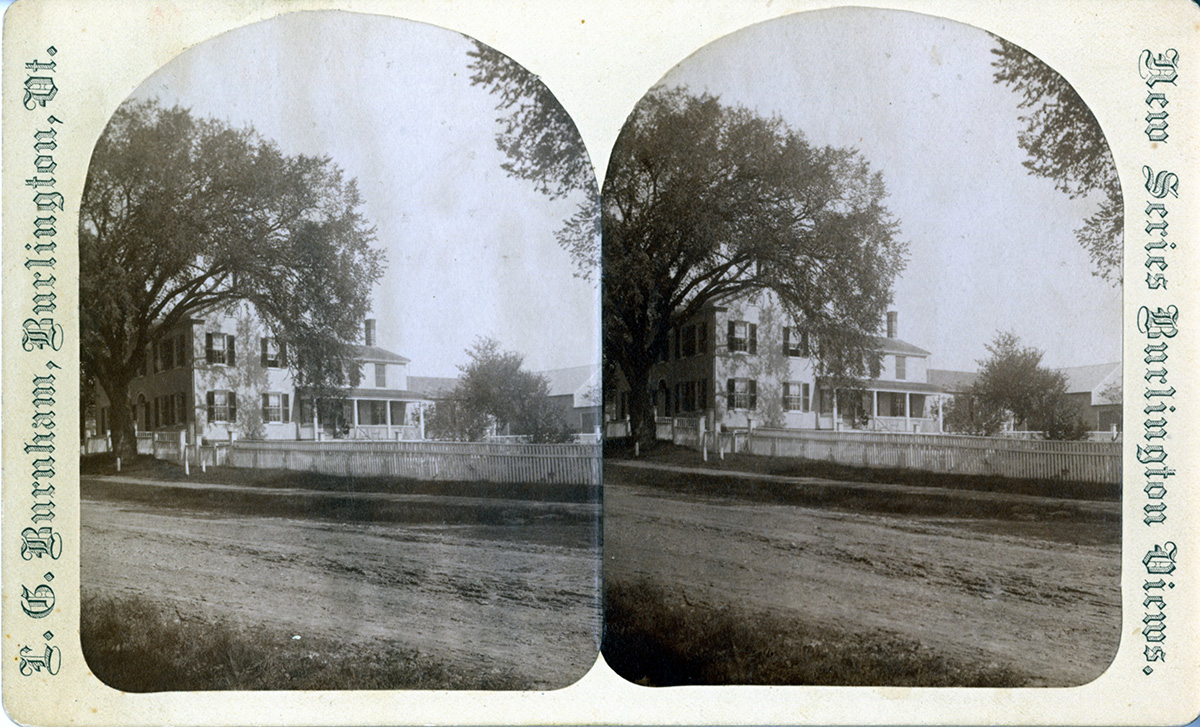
{"left": 625, "top": 365, "right": 656, "bottom": 454}
{"left": 100, "top": 374, "right": 138, "bottom": 459}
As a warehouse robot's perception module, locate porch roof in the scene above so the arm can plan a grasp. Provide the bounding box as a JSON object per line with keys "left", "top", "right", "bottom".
{"left": 819, "top": 377, "right": 943, "bottom": 394}
{"left": 342, "top": 387, "right": 433, "bottom": 402}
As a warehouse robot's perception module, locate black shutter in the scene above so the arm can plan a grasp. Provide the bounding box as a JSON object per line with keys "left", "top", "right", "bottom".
{"left": 749, "top": 380, "right": 758, "bottom": 410}
{"left": 279, "top": 341, "right": 288, "bottom": 367}
{"left": 727, "top": 379, "right": 736, "bottom": 408}
{"left": 801, "top": 331, "right": 809, "bottom": 357}
{"left": 727, "top": 321, "right": 735, "bottom": 349}
{"left": 748, "top": 324, "right": 758, "bottom": 354}
{"left": 698, "top": 322, "right": 707, "bottom": 354}
{"left": 783, "top": 327, "right": 791, "bottom": 355}
{"left": 261, "top": 338, "right": 269, "bottom": 367}
{"left": 205, "top": 333, "right": 214, "bottom": 364}
{"left": 229, "top": 392, "right": 237, "bottom": 422}
{"left": 227, "top": 335, "right": 236, "bottom": 366}
{"left": 262, "top": 393, "right": 270, "bottom": 421}
{"left": 207, "top": 391, "right": 215, "bottom": 420}
{"left": 282, "top": 394, "right": 290, "bottom": 423}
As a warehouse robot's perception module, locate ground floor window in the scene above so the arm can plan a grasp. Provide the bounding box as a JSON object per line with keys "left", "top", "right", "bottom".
{"left": 784, "top": 381, "right": 810, "bottom": 412}
{"left": 389, "top": 401, "right": 407, "bottom": 426}
{"left": 207, "top": 391, "right": 237, "bottom": 423}
{"left": 357, "top": 399, "right": 388, "bottom": 426}
{"left": 727, "top": 378, "right": 757, "bottom": 410}
{"left": 262, "top": 392, "right": 290, "bottom": 423}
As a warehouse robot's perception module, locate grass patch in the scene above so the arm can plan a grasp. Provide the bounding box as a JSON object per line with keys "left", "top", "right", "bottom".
{"left": 607, "top": 442, "right": 1119, "bottom": 502}
{"left": 602, "top": 580, "right": 1026, "bottom": 687}
{"left": 605, "top": 461, "right": 1117, "bottom": 548}
{"left": 80, "top": 453, "right": 597, "bottom": 503}
{"left": 81, "top": 594, "right": 523, "bottom": 691}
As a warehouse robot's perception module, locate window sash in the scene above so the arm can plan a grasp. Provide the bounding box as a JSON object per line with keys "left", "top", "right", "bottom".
{"left": 895, "top": 355, "right": 907, "bottom": 380}
{"left": 727, "top": 378, "right": 757, "bottom": 410}
{"left": 207, "top": 391, "right": 237, "bottom": 422}
{"left": 375, "top": 363, "right": 387, "bottom": 388}
{"left": 261, "top": 392, "right": 291, "bottom": 423}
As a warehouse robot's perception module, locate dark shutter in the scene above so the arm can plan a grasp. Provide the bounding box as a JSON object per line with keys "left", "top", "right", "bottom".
{"left": 261, "top": 338, "right": 269, "bottom": 367}
{"left": 282, "top": 393, "right": 290, "bottom": 423}
{"left": 801, "top": 331, "right": 809, "bottom": 357}
{"left": 227, "top": 335, "right": 236, "bottom": 366}
{"left": 749, "top": 380, "right": 758, "bottom": 410}
{"left": 748, "top": 324, "right": 758, "bottom": 354}
{"left": 699, "top": 379, "right": 707, "bottom": 410}
{"left": 727, "top": 379, "right": 735, "bottom": 407}
{"left": 783, "top": 327, "right": 791, "bottom": 355}
{"left": 727, "top": 321, "right": 735, "bottom": 348}
{"left": 698, "top": 322, "right": 707, "bottom": 354}
{"left": 206, "top": 333, "right": 214, "bottom": 364}
{"left": 279, "top": 341, "right": 288, "bottom": 367}
{"left": 207, "top": 391, "right": 215, "bottom": 420}
{"left": 154, "top": 397, "right": 160, "bottom": 428}
{"left": 262, "top": 393, "right": 271, "bottom": 421}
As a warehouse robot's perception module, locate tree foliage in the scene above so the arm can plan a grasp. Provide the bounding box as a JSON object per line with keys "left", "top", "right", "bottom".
{"left": 991, "top": 37, "right": 1122, "bottom": 285}
{"left": 431, "top": 337, "right": 573, "bottom": 443}
{"left": 81, "top": 100, "right": 385, "bottom": 454}
{"left": 466, "top": 40, "right": 600, "bottom": 279}
{"left": 604, "top": 89, "right": 907, "bottom": 446}
{"left": 946, "top": 332, "right": 1087, "bottom": 440}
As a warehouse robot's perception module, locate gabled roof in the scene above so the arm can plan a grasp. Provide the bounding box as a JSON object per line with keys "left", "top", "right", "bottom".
{"left": 538, "top": 365, "right": 601, "bottom": 408}
{"left": 1056, "top": 362, "right": 1121, "bottom": 395}
{"left": 351, "top": 344, "right": 410, "bottom": 365}
{"left": 872, "top": 335, "right": 931, "bottom": 357}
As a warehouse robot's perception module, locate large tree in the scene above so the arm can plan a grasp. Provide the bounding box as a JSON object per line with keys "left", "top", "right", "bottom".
{"left": 991, "top": 37, "right": 1122, "bottom": 285}
{"left": 429, "top": 337, "right": 572, "bottom": 443}
{"left": 466, "top": 41, "right": 599, "bottom": 279}
{"left": 81, "top": 100, "right": 385, "bottom": 456}
{"left": 947, "top": 332, "right": 1087, "bottom": 440}
{"left": 604, "top": 89, "right": 907, "bottom": 448}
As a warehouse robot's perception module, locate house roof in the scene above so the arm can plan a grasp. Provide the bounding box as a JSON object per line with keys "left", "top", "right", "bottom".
{"left": 871, "top": 335, "right": 931, "bottom": 357}
{"left": 928, "top": 369, "right": 979, "bottom": 393}
{"left": 351, "top": 344, "right": 410, "bottom": 365}
{"left": 537, "top": 365, "right": 601, "bottom": 408}
{"left": 1056, "top": 362, "right": 1121, "bottom": 395}
{"left": 407, "top": 375, "right": 459, "bottom": 398}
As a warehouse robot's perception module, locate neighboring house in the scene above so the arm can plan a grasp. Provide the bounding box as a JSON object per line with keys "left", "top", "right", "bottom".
{"left": 1057, "top": 362, "right": 1122, "bottom": 432}
{"left": 93, "top": 302, "right": 432, "bottom": 443}
{"left": 639, "top": 291, "right": 941, "bottom": 433}
{"left": 538, "top": 365, "right": 602, "bottom": 434}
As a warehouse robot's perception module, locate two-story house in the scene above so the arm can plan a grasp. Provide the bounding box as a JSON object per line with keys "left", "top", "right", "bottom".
{"left": 638, "top": 292, "right": 941, "bottom": 433}
{"left": 94, "top": 302, "right": 432, "bottom": 444}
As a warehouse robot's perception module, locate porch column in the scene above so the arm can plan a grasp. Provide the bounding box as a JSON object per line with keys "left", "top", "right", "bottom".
{"left": 832, "top": 389, "right": 839, "bottom": 432}
{"left": 314, "top": 399, "right": 321, "bottom": 441}
{"left": 419, "top": 403, "right": 426, "bottom": 440}
{"left": 385, "top": 398, "right": 392, "bottom": 436}
{"left": 872, "top": 390, "right": 878, "bottom": 430}
{"left": 353, "top": 398, "right": 360, "bottom": 427}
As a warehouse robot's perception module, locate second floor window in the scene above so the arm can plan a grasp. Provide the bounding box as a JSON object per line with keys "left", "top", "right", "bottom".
{"left": 869, "top": 356, "right": 881, "bottom": 379}
{"left": 728, "top": 321, "right": 757, "bottom": 354}
{"left": 261, "top": 337, "right": 287, "bottom": 368}
{"left": 206, "top": 333, "right": 236, "bottom": 365}
{"left": 783, "top": 327, "right": 809, "bottom": 357}
{"left": 727, "top": 378, "right": 757, "bottom": 410}
{"left": 375, "top": 362, "right": 387, "bottom": 388}
{"left": 895, "top": 355, "right": 907, "bottom": 380}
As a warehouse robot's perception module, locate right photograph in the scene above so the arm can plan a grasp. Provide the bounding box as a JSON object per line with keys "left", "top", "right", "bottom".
{"left": 601, "top": 7, "right": 1122, "bottom": 688}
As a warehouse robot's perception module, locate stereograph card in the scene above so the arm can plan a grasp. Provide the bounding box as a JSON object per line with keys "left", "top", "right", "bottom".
{"left": 1, "top": 0, "right": 1197, "bottom": 725}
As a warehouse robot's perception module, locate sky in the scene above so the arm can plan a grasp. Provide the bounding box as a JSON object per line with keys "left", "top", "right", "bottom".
{"left": 128, "top": 11, "right": 600, "bottom": 378}
{"left": 655, "top": 7, "right": 1122, "bottom": 372}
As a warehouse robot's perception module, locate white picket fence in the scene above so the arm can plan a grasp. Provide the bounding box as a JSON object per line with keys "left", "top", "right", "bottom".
{"left": 657, "top": 417, "right": 1121, "bottom": 484}
{"left": 226, "top": 440, "right": 601, "bottom": 485}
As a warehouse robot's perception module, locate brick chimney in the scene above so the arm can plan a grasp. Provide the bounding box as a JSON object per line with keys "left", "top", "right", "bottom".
{"left": 364, "top": 318, "right": 377, "bottom": 347}
{"left": 886, "top": 311, "right": 898, "bottom": 339}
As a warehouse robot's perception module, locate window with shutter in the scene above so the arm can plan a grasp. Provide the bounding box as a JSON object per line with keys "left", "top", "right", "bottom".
{"left": 727, "top": 378, "right": 757, "bottom": 410}
{"left": 728, "top": 320, "right": 754, "bottom": 353}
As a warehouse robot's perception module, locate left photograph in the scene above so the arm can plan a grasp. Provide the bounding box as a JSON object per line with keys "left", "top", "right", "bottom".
{"left": 78, "top": 10, "right": 601, "bottom": 691}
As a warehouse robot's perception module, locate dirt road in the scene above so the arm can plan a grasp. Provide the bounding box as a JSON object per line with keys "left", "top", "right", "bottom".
{"left": 81, "top": 475, "right": 601, "bottom": 690}
{"left": 603, "top": 466, "right": 1121, "bottom": 687}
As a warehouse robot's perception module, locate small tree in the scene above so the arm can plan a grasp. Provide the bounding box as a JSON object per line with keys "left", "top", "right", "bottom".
{"left": 447, "top": 337, "right": 573, "bottom": 443}
{"left": 950, "top": 332, "right": 1087, "bottom": 440}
